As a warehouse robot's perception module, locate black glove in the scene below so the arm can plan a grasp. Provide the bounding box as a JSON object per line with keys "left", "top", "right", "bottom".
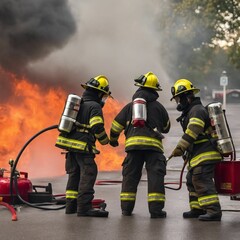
{"left": 110, "top": 140, "right": 119, "bottom": 147}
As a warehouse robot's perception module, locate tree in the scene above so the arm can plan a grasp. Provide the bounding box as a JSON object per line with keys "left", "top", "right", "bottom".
{"left": 157, "top": 0, "right": 240, "bottom": 86}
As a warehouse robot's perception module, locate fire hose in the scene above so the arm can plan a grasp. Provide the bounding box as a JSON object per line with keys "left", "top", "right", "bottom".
{"left": 0, "top": 200, "right": 17, "bottom": 221}
{"left": 96, "top": 156, "right": 188, "bottom": 190}
{"left": 165, "top": 155, "right": 240, "bottom": 213}
{"left": 10, "top": 124, "right": 65, "bottom": 210}
{"left": 164, "top": 156, "right": 188, "bottom": 190}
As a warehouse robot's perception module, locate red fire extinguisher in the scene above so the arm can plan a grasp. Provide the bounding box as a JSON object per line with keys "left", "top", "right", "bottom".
{"left": 0, "top": 168, "right": 33, "bottom": 204}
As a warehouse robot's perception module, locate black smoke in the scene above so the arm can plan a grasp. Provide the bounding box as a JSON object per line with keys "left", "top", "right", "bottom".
{"left": 0, "top": 0, "right": 76, "bottom": 73}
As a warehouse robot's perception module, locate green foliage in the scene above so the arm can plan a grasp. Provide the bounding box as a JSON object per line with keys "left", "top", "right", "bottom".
{"left": 157, "top": 0, "right": 240, "bottom": 86}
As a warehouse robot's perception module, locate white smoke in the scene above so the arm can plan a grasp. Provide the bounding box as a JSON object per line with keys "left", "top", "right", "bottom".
{"left": 28, "top": 0, "right": 174, "bottom": 105}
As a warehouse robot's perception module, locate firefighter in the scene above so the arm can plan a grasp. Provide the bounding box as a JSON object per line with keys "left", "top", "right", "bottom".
{"left": 56, "top": 75, "right": 112, "bottom": 217}
{"left": 109, "top": 72, "right": 170, "bottom": 218}
{"left": 169, "top": 79, "right": 222, "bottom": 221}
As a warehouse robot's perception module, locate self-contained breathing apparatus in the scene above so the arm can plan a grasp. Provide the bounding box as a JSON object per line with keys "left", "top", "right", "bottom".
{"left": 207, "top": 102, "right": 234, "bottom": 157}
{"left": 58, "top": 94, "right": 82, "bottom": 133}
{"left": 132, "top": 98, "right": 147, "bottom": 127}
{"left": 131, "top": 97, "right": 164, "bottom": 140}
{"left": 208, "top": 102, "right": 240, "bottom": 199}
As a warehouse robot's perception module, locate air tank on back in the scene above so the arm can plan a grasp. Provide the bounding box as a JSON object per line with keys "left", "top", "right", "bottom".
{"left": 132, "top": 98, "right": 147, "bottom": 128}
{"left": 58, "top": 94, "right": 82, "bottom": 133}
{"left": 207, "top": 102, "right": 234, "bottom": 156}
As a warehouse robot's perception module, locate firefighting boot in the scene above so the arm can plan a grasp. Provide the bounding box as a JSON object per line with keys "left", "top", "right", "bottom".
{"left": 122, "top": 210, "right": 132, "bottom": 216}
{"left": 65, "top": 199, "right": 77, "bottom": 214}
{"left": 150, "top": 210, "right": 167, "bottom": 219}
{"left": 77, "top": 208, "right": 109, "bottom": 217}
{"left": 198, "top": 212, "right": 222, "bottom": 221}
{"left": 183, "top": 209, "right": 206, "bottom": 218}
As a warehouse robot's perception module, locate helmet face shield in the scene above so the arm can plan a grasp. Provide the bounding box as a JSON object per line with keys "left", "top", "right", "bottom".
{"left": 171, "top": 86, "right": 175, "bottom": 96}
{"left": 87, "top": 78, "right": 100, "bottom": 87}
{"left": 175, "top": 85, "right": 187, "bottom": 95}
{"left": 137, "top": 75, "right": 147, "bottom": 83}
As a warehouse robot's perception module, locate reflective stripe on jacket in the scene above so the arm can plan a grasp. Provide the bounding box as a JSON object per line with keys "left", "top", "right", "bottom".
{"left": 125, "top": 136, "right": 163, "bottom": 152}
{"left": 177, "top": 98, "right": 222, "bottom": 168}
{"left": 55, "top": 90, "right": 109, "bottom": 153}
{"left": 110, "top": 88, "right": 170, "bottom": 153}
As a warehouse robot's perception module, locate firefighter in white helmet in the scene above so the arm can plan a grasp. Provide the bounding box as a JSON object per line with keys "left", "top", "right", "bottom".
{"left": 110, "top": 72, "right": 170, "bottom": 218}
{"left": 56, "top": 75, "right": 112, "bottom": 217}
{"left": 169, "top": 79, "right": 223, "bottom": 221}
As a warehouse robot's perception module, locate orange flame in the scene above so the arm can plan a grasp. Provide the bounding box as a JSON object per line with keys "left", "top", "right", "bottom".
{"left": 0, "top": 69, "right": 125, "bottom": 178}
{"left": 96, "top": 98, "right": 126, "bottom": 170}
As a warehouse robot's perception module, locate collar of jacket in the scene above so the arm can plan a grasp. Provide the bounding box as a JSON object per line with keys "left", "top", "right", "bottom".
{"left": 177, "top": 97, "right": 202, "bottom": 121}
{"left": 82, "top": 89, "right": 101, "bottom": 103}
{"left": 132, "top": 87, "right": 159, "bottom": 102}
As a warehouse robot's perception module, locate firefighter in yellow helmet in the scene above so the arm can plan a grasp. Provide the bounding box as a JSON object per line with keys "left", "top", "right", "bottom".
{"left": 169, "top": 79, "right": 222, "bottom": 221}
{"left": 109, "top": 72, "right": 170, "bottom": 218}
{"left": 56, "top": 75, "right": 111, "bottom": 217}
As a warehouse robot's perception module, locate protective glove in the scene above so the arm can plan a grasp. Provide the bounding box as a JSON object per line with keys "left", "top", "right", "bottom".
{"left": 171, "top": 145, "right": 185, "bottom": 157}
{"left": 110, "top": 140, "right": 119, "bottom": 147}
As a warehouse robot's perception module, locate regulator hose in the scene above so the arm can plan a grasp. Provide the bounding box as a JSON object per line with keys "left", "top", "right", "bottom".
{"left": 95, "top": 159, "right": 188, "bottom": 190}
{"left": 10, "top": 124, "right": 66, "bottom": 210}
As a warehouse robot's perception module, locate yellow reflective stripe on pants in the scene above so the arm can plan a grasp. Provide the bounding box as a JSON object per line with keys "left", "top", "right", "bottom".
{"left": 125, "top": 136, "right": 163, "bottom": 151}
{"left": 120, "top": 192, "right": 136, "bottom": 201}
{"left": 148, "top": 193, "right": 165, "bottom": 202}
{"left": 190, "top": 200, "right": 201, "bottom": 210}
{"left": 66, "top": 190, "right": 78, "bottom": 199}
{"left": 190, "top": 151, "right": 222, "bottom": 168}
{"left": 198, "top": 194, "right": 219, "bottom": 207}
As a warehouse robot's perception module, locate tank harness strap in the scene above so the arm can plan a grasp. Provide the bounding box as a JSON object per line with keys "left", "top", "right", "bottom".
{"left": 76, "top": 122, "right": 91, "bottom": 133}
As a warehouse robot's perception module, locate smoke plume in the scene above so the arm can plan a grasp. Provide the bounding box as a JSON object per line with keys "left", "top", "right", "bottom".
{"left": 0, "top": 0, "right": 76, "bottom": 72}
{"left": 27, "top": 0, "right": 174, "bottom": 102}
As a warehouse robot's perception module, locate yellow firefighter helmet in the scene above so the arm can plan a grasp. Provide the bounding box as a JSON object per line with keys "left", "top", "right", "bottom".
{"left": 81, "top": 75, "right": 112, "bottom": 97}
{"left": 171, "top": 79, "right": 200, "bottom": 101}
{"left": 134, "top": 72, "right": 162, "bottom": 91}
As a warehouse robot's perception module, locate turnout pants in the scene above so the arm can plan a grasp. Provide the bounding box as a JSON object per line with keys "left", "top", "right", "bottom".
{"left": 121, "top": 150, "right": 166, "bottom": 215}
{"left": 65, "top": 152, "right": 97, "bottom": 214}
{"left": 186, "top": 164, "right": 221, "bottom": 214}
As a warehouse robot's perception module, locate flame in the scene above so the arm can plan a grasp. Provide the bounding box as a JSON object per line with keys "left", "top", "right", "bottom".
{"left": 96, "top": 98, "right": 126, "bottom": 171}
{"left": 0, "top": 69, "right": 125, "bottom": 178}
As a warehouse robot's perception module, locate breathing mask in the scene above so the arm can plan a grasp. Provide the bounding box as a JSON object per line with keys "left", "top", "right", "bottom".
{"left": 176, "top": 95, "right": 189, "bottom": 112}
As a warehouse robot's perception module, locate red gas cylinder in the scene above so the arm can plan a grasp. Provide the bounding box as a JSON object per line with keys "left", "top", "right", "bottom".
{"left": 0, "top": 169, "right": 33, "bottom": 204}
